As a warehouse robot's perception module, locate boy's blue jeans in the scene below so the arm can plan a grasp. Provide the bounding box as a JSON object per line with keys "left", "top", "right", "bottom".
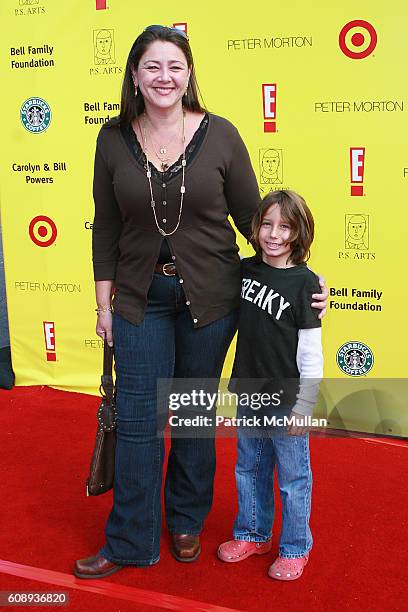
{"left": 233, "top": 426, "right": 313, "bottom": 559}
{"left": 99, "top": 273, "right": 238, "bottom": 566}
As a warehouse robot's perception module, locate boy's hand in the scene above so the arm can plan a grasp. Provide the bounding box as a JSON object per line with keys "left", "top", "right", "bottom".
{"left": 287, "top": 411, "right": 309, "bottom": 436}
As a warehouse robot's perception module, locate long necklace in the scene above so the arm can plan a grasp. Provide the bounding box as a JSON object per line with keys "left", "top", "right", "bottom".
{"left": 140, "top": 111, "right": 186, "bottom": 237}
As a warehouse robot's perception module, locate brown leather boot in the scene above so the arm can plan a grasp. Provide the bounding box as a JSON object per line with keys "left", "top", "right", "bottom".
{"left": 171, "top": 534, "right": 201, "bottom": 563}
{"left": 74, "top": 553, "right": 123, "bottom": 579}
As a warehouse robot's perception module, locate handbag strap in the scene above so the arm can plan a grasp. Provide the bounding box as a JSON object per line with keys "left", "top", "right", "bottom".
{"left": 100, "top": 341, "right": 114, "bottom": 402}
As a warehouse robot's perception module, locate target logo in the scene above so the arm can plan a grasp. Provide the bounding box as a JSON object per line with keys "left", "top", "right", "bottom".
{"left": 29, "top": 215, "right": 57, "bottom": 247}
{"left": 339, "top": 20, "right": 377, "bottom": 59}
{"left": 262, "top": 84, "right": 277, "bottom": 132}
{"left": 173, "top": 22, "right": 188, "bottom": 35}
{"left": 350, "top": 147, "right": 365, "bottom": 196}
{"left": 43, "top": 322, "right": 56, "bottom": 362}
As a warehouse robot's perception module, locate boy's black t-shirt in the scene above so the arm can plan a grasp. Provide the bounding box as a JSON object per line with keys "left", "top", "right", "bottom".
{"left": 230, "top": 257, "right": 321, "bottom": 399}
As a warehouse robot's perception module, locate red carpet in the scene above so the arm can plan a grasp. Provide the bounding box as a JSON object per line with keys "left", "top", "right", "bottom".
{"left": 0, "top": 386, "right": 406, "bottom": 611}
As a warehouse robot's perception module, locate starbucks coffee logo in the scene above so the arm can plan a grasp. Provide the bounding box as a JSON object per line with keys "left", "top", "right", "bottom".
{"left": 336, "top": 341, "right": 374, "bottom": 376}
{"left": 20, "top": 97, "right": 51, "bottom": 133}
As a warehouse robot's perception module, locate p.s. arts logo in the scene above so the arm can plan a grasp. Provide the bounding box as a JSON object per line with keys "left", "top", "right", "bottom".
{"left": 90, "top": 28, "right": 122, "bottom": 76}
{"left": 339, "top": 20, "right": 377, "bottom": 59}
{"left": 20, "top": 97, "right": 51, "bottom": 133}
{"left": 29, "top": 215, "right": 57, "bottom": 247}
{"left": 259, "top": 148, "right": 283, "bottom": 185}
{"left": 350, "top": 147, "right": 365, "bottom": 195}
{"left": 336, "top": 341, "right": 374, "bottom": 376}
{"left": 262, "top": 83, "right": 277, "bottom": 132}
{"left": 93, "top": 28, "right": 115, "bottom": 64}
{"left": 345, "top": 214, "right": 369, "bottom": 250}
{"left": 339, "top": 213, "right": 375, "bottom": 260}
{"left": 14, "top": 0, "right": 46, "bottom": 17}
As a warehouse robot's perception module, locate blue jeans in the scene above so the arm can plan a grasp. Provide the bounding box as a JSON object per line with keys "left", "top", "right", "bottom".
{"left": 100, "top": 274, "right": 238, "bottom": 565}
{"left": 233, "top": 429, "right": 313, "bottom": 559}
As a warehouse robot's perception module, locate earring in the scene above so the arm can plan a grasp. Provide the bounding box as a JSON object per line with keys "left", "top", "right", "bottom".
{"left": 134, "top": 86, "right": 138, "bottom": 97}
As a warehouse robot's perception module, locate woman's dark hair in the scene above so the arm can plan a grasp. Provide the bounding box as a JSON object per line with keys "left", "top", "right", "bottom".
{"left": 251, "top": 190, "right": 315, "bottom": 265}
{"left": 118, "top": 25, "right": 205, "bottom": 124}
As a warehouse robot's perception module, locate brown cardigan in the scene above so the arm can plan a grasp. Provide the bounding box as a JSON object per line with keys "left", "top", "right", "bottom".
{"left": 92, "top": 113, "right": 261, "bottom": 327}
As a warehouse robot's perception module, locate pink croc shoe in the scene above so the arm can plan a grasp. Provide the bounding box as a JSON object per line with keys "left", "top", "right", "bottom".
{"left": 268, "top": 554, "right": 309, "bottom": 581}
{"left": 218, "top": 540, "right": 272, "bottom": 563}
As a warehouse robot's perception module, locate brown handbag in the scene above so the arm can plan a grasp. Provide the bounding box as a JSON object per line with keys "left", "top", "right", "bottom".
{"left": 86, "top": 341, "right": 117, "bottom": 496}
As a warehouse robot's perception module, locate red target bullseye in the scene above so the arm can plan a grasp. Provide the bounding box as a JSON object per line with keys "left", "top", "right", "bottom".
{"left": 29, "top": 215, "right": 57, "bottom": 247}
{"left": 339, "top": 20, "right": 377, "bottom": 59}
{"left": 351, "top": 32, "right": 365, "bottom": 47}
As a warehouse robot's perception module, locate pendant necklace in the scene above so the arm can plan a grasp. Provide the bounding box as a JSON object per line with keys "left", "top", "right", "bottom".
{"left": 140, "top": 111, "right": 186, "bottom": 237}
{"left": 144, "top": 113, "right": 182, "bottom": 171}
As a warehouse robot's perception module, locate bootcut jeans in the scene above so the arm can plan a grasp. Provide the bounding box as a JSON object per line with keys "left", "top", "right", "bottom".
{"left": 99, "top": 273, "right": 238, "bottom": 565}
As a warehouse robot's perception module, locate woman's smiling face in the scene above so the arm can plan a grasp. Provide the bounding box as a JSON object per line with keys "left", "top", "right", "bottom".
{"left": 132, "top": 40, "right": 191, "bottom": 111}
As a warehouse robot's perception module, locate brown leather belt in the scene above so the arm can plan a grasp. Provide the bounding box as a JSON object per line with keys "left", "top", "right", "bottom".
{"left": 155, "top": 262, "right": 177, "bottom": 276}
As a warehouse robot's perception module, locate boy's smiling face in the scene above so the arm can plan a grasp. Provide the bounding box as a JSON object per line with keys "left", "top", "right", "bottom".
{"left": 258, "top": 204, "right": 293, "bottom": 268}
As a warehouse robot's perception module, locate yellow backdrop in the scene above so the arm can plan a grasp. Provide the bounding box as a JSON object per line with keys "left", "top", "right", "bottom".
{"left": 0, "top": 0, "right": 406, "bottom": 435}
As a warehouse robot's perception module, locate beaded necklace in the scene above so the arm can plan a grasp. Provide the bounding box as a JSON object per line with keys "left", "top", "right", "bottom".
{"left": 140, "top": 111, "right": 186, "bottom": 237}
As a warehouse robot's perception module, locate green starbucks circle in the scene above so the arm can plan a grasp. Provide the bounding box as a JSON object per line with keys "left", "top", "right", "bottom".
{"left": 20, "top": 97, "right": 51, "bottom": 133}
{"left": 336, "top": 341, "right": 374, "bottom": 376}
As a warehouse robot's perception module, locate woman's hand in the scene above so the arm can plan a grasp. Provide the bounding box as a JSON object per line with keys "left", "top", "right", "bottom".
{"left": 96, "top": 311, "right": 113, "bottom": 347}
{"left": 311, "top": 275, "right": 328, "bottom": 319}
{"left": 95, "top": 280, "right": 114, "bottom": 346}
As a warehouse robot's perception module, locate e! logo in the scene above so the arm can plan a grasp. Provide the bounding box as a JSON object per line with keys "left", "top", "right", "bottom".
{"left": 350, "top": 148, "right": 365, "bottom": 196}
{"left": 262, "top": 84, "right": 277, "bottom": 132}
{"left": 43, "top": 322, "right": 56, "bottom": 362}
{"left": 173, "top": 22, "right": 188, "bottom": 35}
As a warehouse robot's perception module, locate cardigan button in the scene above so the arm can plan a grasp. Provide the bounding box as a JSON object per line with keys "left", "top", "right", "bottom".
{"left": 193, "top": 318, "right": 198, "bottom": 324}
{"left": 179, "top": 278, "right": 184, "bottom": 284}
{"left": 186, "top": 300, "right": 190, "bottom": 306}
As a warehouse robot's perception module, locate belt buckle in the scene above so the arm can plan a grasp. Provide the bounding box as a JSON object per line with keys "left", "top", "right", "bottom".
{"left": 162, "top": 262, "right": 175, "bottom": 276}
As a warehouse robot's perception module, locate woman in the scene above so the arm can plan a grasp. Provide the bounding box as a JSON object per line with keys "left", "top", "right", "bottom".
{"left": 74, "top": 25, "right": 327, "bottom": 579}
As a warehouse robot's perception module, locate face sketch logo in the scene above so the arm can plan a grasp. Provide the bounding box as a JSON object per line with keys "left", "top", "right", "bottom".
{"left": 262, "top": 84, "right": 277, "bottom": 132}
{"left": 350, "top": 147, "right": 365, "bottom": 195}
{"left": 172, "top": 22, "right": 188, "bottom": 35}
{"left": 43, "top": 321, "right": 56, "bottom": 361}
{"left": 29, "top": 215, "right": 57, "bottom": 247}
{"left": 20, "top": 97, "right": 51, "bottom": 133}
{"left": 339, "top": 20, "right": 377, "bottom": 59}
{"left": 345, "top": 214, "right": 369, "bottom": 250}
{"left": 259, "top": 149, "right": 283, "bottom": 185}
{"left": 337, "top": 341, "right": 374, "bottom": 376}
{"left": 93, "top": 29, "right": 115, "bottom": 64}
